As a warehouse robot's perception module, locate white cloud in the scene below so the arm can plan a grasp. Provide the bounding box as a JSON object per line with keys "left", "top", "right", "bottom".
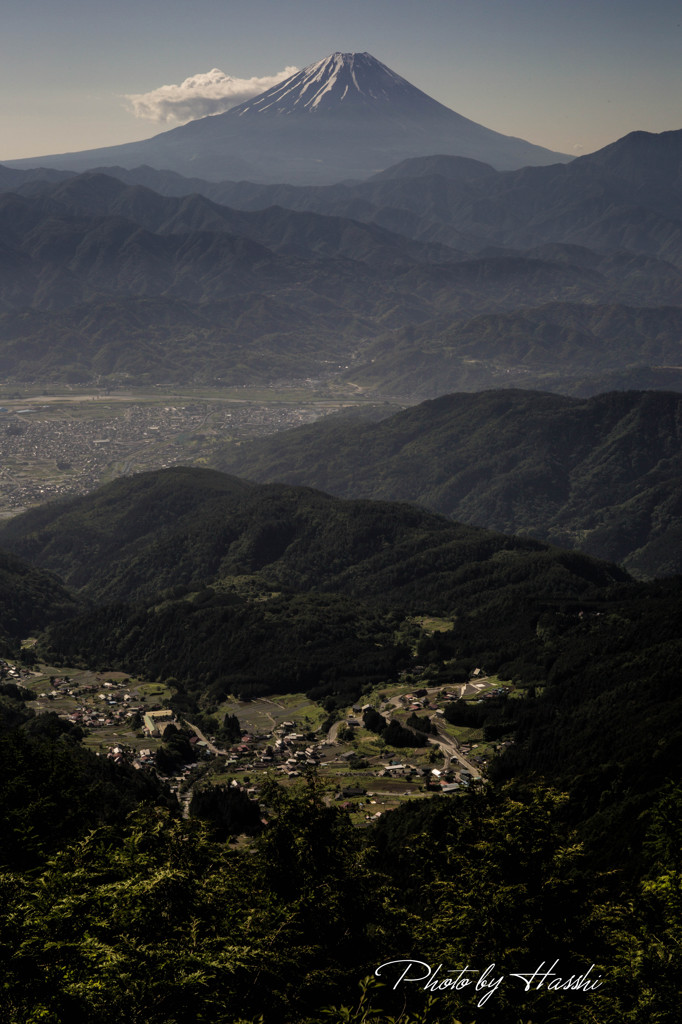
{"left": 124, "top": 66, "right": 299, "bottom": 123}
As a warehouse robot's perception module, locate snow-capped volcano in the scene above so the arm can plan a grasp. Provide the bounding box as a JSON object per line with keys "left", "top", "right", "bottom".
{"left": 236, "top": 52, "right": 440, "bottom": 116}
{"left": 5, "top": 52, "right": 570, "bottom": 184}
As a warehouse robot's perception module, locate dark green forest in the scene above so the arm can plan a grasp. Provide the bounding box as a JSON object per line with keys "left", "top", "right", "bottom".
{"left": 0, "top": 467, "right": 629, "bottom": 712}
{"left": 1, "top": 716, "right": 680, "bottom": 1024}
{"left": 1, "top": 468, "right": 680, "bottom": 1022}
{"left": 212, "top": 388, "right": 682, "bottom": 578}
{"left": 0, "top": 549, "right": 77, "bottom": 655}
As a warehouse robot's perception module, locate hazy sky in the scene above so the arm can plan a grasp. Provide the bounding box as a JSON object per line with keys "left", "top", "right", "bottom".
{"left": 2, "top": 0, "right": 681, "bottom": 161}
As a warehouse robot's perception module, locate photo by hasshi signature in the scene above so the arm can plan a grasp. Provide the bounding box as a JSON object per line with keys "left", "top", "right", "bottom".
{"left": 375, "top": 958, "right": 604, "bottom": 1008}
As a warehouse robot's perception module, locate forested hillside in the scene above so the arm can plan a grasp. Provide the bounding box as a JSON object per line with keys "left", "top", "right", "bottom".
{"left": 0, "top": 466, "right": 628, "bottom": 605}
{"left": 0, "top": 548, "right": 78, "bottom": 654}
{"left": 212, "top": 388, "right": 682, "bottom": 577}
{"left": 1, "top": 759, "right": 680, "bottom": 1023}
{"left": 0, "top": 466, "right": 681, "bottom": 1022}
{"left": 0, "top": 466, "right": 627, "bottom": 709}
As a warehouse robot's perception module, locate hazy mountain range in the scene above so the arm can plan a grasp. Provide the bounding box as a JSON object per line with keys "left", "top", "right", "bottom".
{"left": 1, "top": 53, "right": 681, "bottom": 394}
{"left": 75, "top": 128, "right": 682, "bottom": 258}
{"left": 4, "top": 52, "right": 568, "bottom": 183}
{"left": 211, "top": 388, "right": 682, "bottom": 579}
{"left": 0, "top": 54, "right": 681, "bottom": 580}
{"left": 1, "top": 125, "right": 682, "bottom": 394}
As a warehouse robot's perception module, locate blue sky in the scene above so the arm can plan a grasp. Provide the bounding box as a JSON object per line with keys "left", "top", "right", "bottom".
{"left": 2, "top": 0, "right": 681, "bottom": 161}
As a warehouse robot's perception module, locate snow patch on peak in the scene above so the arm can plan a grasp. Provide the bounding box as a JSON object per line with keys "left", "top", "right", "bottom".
{"left": 234, "top": 51, "right": 422, "bottom": 117}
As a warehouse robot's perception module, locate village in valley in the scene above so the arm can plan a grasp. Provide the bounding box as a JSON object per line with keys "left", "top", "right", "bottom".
{"left": 1, "top": 650, "right": 515, "bottom": 824}
{"left": 0, "top": 386, "right": 511, "bottom": 824}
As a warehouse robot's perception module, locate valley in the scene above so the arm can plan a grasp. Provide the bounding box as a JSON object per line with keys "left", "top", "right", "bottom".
{"left": 2, "top": 474, "right": 680, "bottom": 1022}
{"left": 1, "top": 43, "right": 681, "bottom": 1024}
{"left": 8, "top": 650, "right": 498, "bottom": 825}
{"left": 0, "top": 383, "right": 395, "bottom": 518}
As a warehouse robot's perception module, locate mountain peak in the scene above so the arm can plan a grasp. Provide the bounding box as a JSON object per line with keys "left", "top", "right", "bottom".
{"left": 3, "top": 51, "right": 570, "bottom": 183}
{"left": 232, "top": 51, "right": 443, "bottom": 117}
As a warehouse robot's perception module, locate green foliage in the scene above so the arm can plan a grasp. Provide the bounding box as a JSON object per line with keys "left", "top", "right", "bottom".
{"left": 0, "top": 468, "right": 626, "bottom": 608}
{"left": 41, "top": 590, "right": 408, "bottom": 707}
{"left": 218, "top": 713, "right": 242, "bottom": 746}
{"left": 0, "top": 780, "right": 402, "bottom": 1023}
{"left": 1, "top": 467, "right": 631, "bottom": 710}
{"left": 0, "top": 548, "right": 78, "bottom": 650}
{"left": 0, "top": 700, "right": 173, "bottom": 871}
{"left": 382, "top": 718, "right": 427, "bottom": 748}
{"left": 189, "top": 785, "right": 262, "bottom": 840}
{"left": 362, "top": 707, "right": 387, "bottom": 734}
{"left": 0, "top": 682, "right": 37, "bottom": 702}
{"left": 443, "top": 699, "right": 487, "bottom": 728}
{"left": 214, "top": 388, "right": 682, "bottom": 579}
{"left": 2, "top": 779, "right": 679, "bottom": 1022}
{"left": 155, "top": 726, "right": 197, "bottom": 774}
{"left": 489, "top": 577, "right": 682, "bottom": 864}
{"left": 405, "top": 712, "right": 437, "bottom": 735}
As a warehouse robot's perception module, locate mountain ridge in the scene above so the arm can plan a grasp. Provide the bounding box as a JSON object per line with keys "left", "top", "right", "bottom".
{"left": 0, "top": 464, "right": 628, "bottom": 611}
{"left": 210, "top": 388, "right": 682, "bottom": 578}
{"left": 1, "top": 128, "right": 681, "bottom": 395}
{"left": 3, "top": 51, "right": 569, "bottom": 184}
{"left": 57, "top": 129, "right": 678, "bottom": 261}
